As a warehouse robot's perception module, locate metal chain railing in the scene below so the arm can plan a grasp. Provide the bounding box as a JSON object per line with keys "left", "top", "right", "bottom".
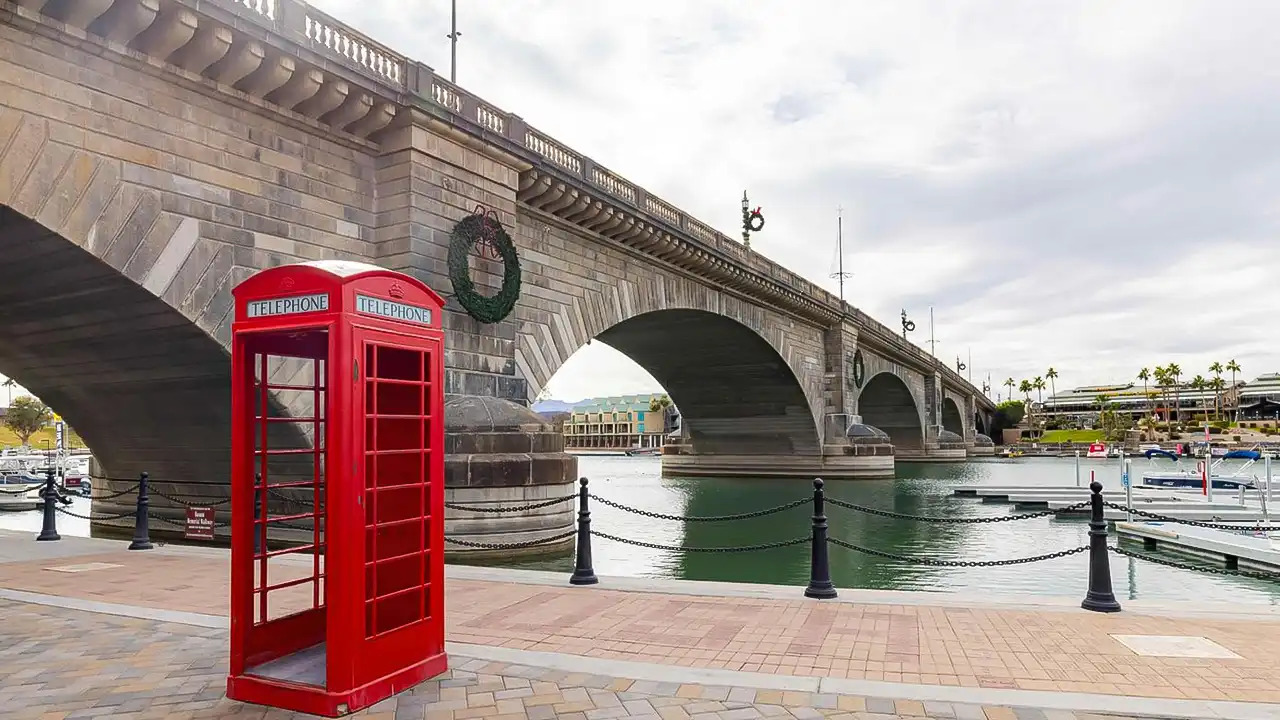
{"left": 27, "top": 470, "right": 1280, "bottom": 609}
{"left": 148, "top": 488, "right": 233, "bottom": 507}
{"left": 827, "top": 497, "right": 1090, "bottom": 523}
{"left": 445, "top": 529, "right": 576, "bottom": 550}
{"left": 1104, "top": 502, "right": 1280, "bottom": 532}
{"left": 587, "top": 494, "right": 809, "bottom": 522}
{"left": 592, "top": 531, "right": 809, "bottom": 553}
{"left": 444, "top": 494, "right": 577, "bottom": 514}
{"left": 53, "top": 504, "right": 137, "bottom": 521}
{"left": 828, "top": 537, "right": 1088, "bottom": 567}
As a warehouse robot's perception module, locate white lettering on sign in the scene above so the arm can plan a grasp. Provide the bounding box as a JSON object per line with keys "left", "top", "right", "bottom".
{"left": 246, "top": 293, "right": 330, "bottom": 318}
{"left": 356, "top": 294, "right": 433, "bottom": 325}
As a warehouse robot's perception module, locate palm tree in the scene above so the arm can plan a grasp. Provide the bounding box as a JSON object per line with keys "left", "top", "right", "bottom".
{"left": 1167, "top": 362, "right": 1182, "bottom": 422}
{"left": 1153, "top": 366, "right": 1170, "bottom": 422}
{"left": 1004, "top": 377, "right": 1016, "bottom": 403}
{"left": 1045, "top": 368, "right": 1058, "bottom": 415}
{"left": 1137, "top": 367, "right": 1152, "bottom": 421}
{"left": 1210, "top": 376, "right": 1226, "bottom": 422}
{"left": 1034, "top": 376, "right": 1045, "bottom": 406}
{"left": 1209, "top": 362, "right": 1224, "bottom": 420}
{"left": 648, "top": 394, "right": 672, "bottom": 413}
{"left": 0, "top": 378, "right": 14, "bottom": 406}
{"left": 1095, "top": 394, "right": 1111, "bottom": 434}
{"left": 1190, "top": 375, "right": 1207, "bottom": 422}
{"left": 1226, "top": 359, "right": 1242, "bottom": 421}
{"left": 1019, "top": 380, "right": 1034, "bottom": 427}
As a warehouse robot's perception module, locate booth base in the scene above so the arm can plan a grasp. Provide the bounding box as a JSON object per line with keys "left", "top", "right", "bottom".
{"left": 227, "top": 643, "right": 448, "bottom": 717}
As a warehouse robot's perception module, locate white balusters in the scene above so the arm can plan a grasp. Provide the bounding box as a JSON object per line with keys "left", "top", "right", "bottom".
{"left": 303, "top": 14, "right": 403, "bottom": 86}
{"left": 236, "top": 0, "right": 275, "bottom": 20}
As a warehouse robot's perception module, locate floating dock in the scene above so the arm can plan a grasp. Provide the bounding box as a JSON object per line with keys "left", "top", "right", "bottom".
{"left": 951, "top": 484, "right": 1276, "bottom": 522}
{"left": 0, "top": 496, "right": 40, "bottom": 511}
{"left": 1116, "top": 521, "right": 1280, "bottom": 573}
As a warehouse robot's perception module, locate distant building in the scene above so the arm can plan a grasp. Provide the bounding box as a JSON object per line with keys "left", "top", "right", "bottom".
{"left": 1038, "top": 380, "right": 1235, "bottom": 421}
{"left": 563, "top": 394, "right": 677, "bottom": 449}
{"left": 1237, "top": 374, "right": 1280, "bottom": 422}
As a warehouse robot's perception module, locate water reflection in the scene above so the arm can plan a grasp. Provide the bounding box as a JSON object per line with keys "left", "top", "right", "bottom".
{"left": 491, "top": 455, "right": 1280, "bottom": 605}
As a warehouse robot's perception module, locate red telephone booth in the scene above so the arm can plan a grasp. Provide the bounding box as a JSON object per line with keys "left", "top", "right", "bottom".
{"left": 226, "top": 260, "right": 448, "bottom": 717}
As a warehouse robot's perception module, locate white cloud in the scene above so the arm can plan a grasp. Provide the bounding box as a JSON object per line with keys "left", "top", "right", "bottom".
{"left": 313, "top": 0, "right": 1280, "bottom": 401}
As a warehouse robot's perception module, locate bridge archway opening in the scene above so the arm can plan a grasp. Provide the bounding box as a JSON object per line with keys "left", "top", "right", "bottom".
{"left": 858, "top": 372, "right": 924, "bottom": 454}
{"left": 942, "top": 397, "right": 965, "bottom": 437}
{"left": 974, "top": 412, "right": 986, "bottom": 435}
{"left": 0, "top": 204, "right": 253, "bottom": 489}
{"left": 541, "top": 309, "right": 820, "bottom": 456}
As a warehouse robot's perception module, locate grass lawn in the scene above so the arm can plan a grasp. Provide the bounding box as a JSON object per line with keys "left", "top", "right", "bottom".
{"left": 0, "top": 425, "right": 88, "bottom": 451}
{"left": 1037, "top": 429, "right": 1104, "bottom": 444}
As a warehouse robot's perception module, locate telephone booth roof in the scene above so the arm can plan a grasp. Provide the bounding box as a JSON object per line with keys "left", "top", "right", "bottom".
{"left": 232, "top": 260, "right": 445, "bottom": 328}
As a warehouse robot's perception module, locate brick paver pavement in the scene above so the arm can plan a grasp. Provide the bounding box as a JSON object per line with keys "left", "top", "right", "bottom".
{"left": 0, "top": 541, "right": 1277, "bottom": 705}
{"left": 0, "top": 598, "right": 1151, "bottom": 720}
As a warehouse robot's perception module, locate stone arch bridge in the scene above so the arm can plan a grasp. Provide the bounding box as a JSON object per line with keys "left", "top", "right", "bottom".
{"left": 0, "top": 0, "right": 995, "bottom": 520}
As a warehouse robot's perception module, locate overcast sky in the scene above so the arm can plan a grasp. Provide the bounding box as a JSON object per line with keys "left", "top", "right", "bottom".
{"left": 327, "top": 3, "right": 1273, "bottom": 401}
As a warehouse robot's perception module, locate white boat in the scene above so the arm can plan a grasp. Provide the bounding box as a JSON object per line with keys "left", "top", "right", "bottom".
{"left": 1140, "top": 446, "right": 1260, "bottom": 490}
{"left": 1085, "top": 442, "right": 1108, "bottom": 459}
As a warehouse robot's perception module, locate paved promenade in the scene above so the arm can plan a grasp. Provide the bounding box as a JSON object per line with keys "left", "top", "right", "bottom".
{"left": 0, "top": 530, "right": 1278, "bottom": 719}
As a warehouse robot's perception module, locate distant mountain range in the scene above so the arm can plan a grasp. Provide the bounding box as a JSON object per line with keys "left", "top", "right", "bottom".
{"left": 531, "top": 399, "right": 578, "bottom": 414}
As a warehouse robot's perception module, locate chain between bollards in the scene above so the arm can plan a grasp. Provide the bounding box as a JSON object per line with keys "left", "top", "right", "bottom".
{"left": 128, "top": 472, "right": 153, "bottom": 550}
{"left": 804, "top": 478, "right": 837, "bottom": 599}
{"left": 36, "top": 466, "right": 60, "bottom": 542}
{"left": 1081, "top": 480, "right": 1121, "bottom": 612}
{"left": 569, "top": 477, "right": 597, "bottom": 586}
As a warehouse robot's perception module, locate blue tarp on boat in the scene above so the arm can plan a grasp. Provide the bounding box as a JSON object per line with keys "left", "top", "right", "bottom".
{"left": 1223, "top": 449, "right": 1262, "bottom": 460}
{"left": 1143, "top": 448, "right": 1179, "bottom": 461}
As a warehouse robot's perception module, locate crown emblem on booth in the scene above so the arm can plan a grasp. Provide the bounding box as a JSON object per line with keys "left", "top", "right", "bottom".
{"left": 389, "top": 282, "right": 405, "bottom": 299}
{"left": 279, "top": 277, "right": 295, "bottom": 291}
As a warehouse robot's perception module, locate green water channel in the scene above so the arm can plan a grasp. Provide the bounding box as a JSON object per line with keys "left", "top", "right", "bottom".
{"left": 481, "top": 454, "right": 1280, "bottom": 605}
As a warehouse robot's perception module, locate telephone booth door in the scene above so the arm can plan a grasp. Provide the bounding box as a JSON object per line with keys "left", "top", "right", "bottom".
{"left": 230, "top": 327, "right": 332, "bottom": 700}
{"left": 347, "top": 325, "right": 445, "bottom": 689}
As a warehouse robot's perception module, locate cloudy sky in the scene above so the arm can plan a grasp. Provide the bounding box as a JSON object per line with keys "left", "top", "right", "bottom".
{"left": 315, "top": 0, "right": 1280, "bottom": 403}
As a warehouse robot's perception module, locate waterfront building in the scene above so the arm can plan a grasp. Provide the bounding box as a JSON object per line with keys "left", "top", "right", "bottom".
{"left": 1039, "top": 381, "right": 1231, "bottom": 422}
{"left": 1237, "top": 374, "right": 1280, "bottom": 422}
{"left": 563, "top": 394, "right": 678, "bottom": 449}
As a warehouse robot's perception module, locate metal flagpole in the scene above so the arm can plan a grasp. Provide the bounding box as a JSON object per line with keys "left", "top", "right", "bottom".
{"left": 447, "top": 0, "right": 460, "bottom": 83}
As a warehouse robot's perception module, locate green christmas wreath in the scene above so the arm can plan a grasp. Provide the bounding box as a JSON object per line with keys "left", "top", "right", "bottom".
{"left": 851, "top": 350, "right": 866, "bottom": 389}
{"left": 447, "top": 209, "right": 522, "bottom": 324}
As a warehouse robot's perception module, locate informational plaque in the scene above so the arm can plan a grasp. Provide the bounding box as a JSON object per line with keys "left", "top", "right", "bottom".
{"left": 185, "top": 507, "right": 216, "bottom": 540}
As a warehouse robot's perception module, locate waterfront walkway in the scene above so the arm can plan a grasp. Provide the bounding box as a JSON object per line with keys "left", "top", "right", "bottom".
{"left": 0, "top": 531, "right": 1278, "bottom": 719}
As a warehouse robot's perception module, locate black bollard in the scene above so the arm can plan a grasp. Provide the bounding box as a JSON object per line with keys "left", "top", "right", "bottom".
{"left": 128, "top": 472, "right": 153, "bottom": 550}
{"left": 36, "top": 466, "right": 60, "bottom": 542}
{"left": 569, "top": 477, "right": 598, "bottom": 586}
{"left": 1081, "top": 480, "right": 1121, "bottom": 613}
{"left": 804, "top": 478, "right": 838, "bottom": 599}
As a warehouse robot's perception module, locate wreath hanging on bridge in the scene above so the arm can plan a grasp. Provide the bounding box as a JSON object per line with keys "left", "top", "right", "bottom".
{"left": 448, "top": 206, "right": 522, "bottom": 324}
{"left": 851, "top": 350, "right": 866, "bottom": 389}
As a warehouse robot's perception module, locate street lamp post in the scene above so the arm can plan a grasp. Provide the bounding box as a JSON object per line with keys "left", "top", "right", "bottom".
{"left": 446, "top": 0, "right": 460, "bottom": 83}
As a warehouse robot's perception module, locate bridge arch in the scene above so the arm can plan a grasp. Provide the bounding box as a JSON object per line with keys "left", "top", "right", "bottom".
{"left": 942, "top": 397, "right": 965, "bottom": 437}
{"left": 856, "top": 372, "right": 925, "bottom": 454}
{"left": 529, "top": 308, "right": 822, "bottom": 456}
{"left": 0, "top": 203, "right": 238, "bottom": 486}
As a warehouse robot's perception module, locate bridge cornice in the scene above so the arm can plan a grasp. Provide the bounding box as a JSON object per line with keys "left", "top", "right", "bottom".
{"left": 6, "top": 0, "right": 993, "bottom": 409}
